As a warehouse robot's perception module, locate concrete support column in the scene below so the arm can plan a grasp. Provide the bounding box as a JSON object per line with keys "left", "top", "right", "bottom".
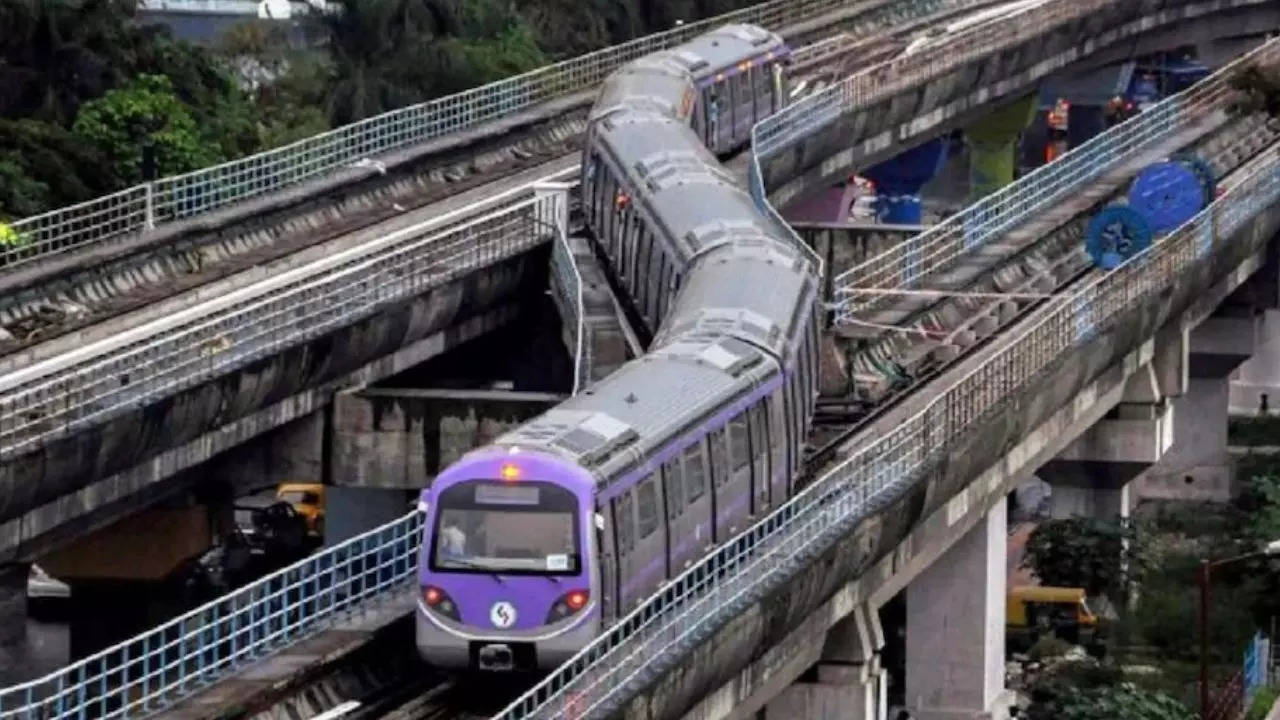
{"left": 1231, "top": 310, "right": 1280, "bottom": 414}
{"left": 1040, "top": 363, "right": 1174, "bottom": 519}
{"left": 324, "top": 486, "right": 411, "bottom": 547}
{"left": 863, "top": 138, "right": 948, "bottom": 224}
{"left": 1136, "top": 310, "right": 1272, "bottom": 502}
{"left": 763, "top": 605, "right": 887, "bottom": 720}
{"left": 905, "top": 498, "right": 1009, "bottom": 720}
{"left": 0, "top": 563, "right": 30, "bottom": 686}
{"left": 964, "top": 94, "right": 1038, "bottom": 202}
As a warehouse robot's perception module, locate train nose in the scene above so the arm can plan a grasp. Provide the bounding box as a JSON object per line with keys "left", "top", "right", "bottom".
{"left": 477, "top": 643, "right": 515, "bottom": 671}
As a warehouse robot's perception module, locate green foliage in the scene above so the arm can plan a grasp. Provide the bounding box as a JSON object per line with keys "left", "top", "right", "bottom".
{"left": 0, "top": 0, "right": 777, "bottom": 216}
{"left": 1023, "top": 518, "right": 1147, "bottom": 597}
{"left": 1246, "top": 686, "right": 1279, "bottom": 720}
{"left": 72, "top": 74, "right": 217, "bottom": 183}
{"left": 1229, "top": 416, "right": 1280, "bottom": 446}
{"left": 1228, "top": 64, "right": 1280, "bottom": 119}
{"left": 0, "top": 118, "right": 120, "bottom": 218}
{"left": 1029, "top": 682, "right": 1194, "bottom": 720}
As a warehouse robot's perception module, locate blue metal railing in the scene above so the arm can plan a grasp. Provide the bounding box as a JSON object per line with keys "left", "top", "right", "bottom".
{"left": 0, "top": 512, "right": 421, "bottom": 719}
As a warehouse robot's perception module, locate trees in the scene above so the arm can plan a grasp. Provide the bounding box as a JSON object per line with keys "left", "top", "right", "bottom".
{"left": 1022, "top": 518, "right": 1147, "bottom": 597}
{"left": 72, "top": 74, "right": 217, "bottom": 184}
{"left": 1029, "top": 681, "right": 1194, "bottom": 720}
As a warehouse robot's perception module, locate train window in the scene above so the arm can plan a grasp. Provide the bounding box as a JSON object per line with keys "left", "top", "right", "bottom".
{"left": 637, "top": 477, "right": 659, "bottom": 539}
{"left": 729, "top": 415, "right": 750, "bottom": 472}
{"left": 754, "top": 64, "right": 772, "bottom": 119}
{"left": 617, "top": 491, "right": 634, "bottom": 553}
{"left": 663, "top": 459, "right": 683, "bottom": 519}
{"left": 709, "top": 427, "right": 729, "bottom": 488}
{"left": 683, "top": 443, "right": 707, "bottom": 503}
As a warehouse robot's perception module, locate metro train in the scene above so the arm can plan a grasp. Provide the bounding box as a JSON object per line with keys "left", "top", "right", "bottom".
{"left": 414, "top": 24, "right": 822, "bottom": 673}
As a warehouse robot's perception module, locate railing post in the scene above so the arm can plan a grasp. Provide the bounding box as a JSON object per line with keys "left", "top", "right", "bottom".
{"left": 143, "top": 183, "right": 156, "bottom": 231}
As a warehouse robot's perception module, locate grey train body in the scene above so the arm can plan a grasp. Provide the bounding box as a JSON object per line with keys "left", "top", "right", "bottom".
{"left": 418, "top": 23, "right": 822, "bottom": 670}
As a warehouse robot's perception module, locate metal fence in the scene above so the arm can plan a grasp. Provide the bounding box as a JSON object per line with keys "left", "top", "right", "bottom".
{"left": 0, "top": 183, "right": 570, "bottom": 461}
{"left": 544, "top": 182, "right": 588, "bottom": 394}
{"left": 826, "top": 21, "right": 1276, "bottom": 321}
{"left": 0, "top": 512, "right": 422, "bottom": 719}
{"left": 490, "top": 51, "right": 1280, "bottom": 720}
{"left": 1, "top": 0, "right": 920, "bottom": 272}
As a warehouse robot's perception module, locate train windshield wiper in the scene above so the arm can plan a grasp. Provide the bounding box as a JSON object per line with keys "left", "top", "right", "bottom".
{"left": 444, "top": 557, "right": 506, "bottom": 582}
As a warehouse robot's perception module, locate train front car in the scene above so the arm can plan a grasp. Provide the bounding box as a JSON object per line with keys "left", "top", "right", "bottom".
{"left": 416, "top": 447, "right": 599, "bottom": 672}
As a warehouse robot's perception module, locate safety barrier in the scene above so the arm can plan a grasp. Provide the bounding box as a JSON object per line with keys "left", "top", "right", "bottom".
{"left": 0, "top": 511, "right": 422, "bottom": 719}
{"left": 0, "top": 182, "right": 571, "bottom": 461}
{"left": 544, "top": 182, "right": 588, "bottom": 394}
{"left": 0, "top": 0, "right": 978, "bottom": 273}
{"left": 492, "top": 35, "right": 1280, "bottom": 720}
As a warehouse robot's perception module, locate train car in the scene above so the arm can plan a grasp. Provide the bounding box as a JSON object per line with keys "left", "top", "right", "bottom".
{"left": 582, "top": 111, "right": 767, "bottom": 336}
{"left": 416, "top": 21, "right": 821, "bottom": 674}
{"left": 586, "top": 25, "right": 792, "bottom": 158}
{"left": 416, "top": 336, "right": 780, "bottom": 670}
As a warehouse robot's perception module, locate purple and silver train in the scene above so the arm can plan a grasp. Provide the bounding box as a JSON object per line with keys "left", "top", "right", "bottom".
{"left": 416, "top": 24, "right": 822, "bottom": 673}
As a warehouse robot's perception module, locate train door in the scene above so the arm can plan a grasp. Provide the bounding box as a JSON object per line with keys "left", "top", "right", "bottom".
{"left": 706, "top": 81, "right": 728, "bottom": 153}
{"left": 766, "top": 395, "right": 789, "bottom": 500}
{"left": 749, "top": 403, "right": 771, "bottom": 513}
{"left": 691, "top": 94, "right": 707, "bottom": 146}
{"left": 682, "top": 442, "right": 713, "bottom": 554}
{"left": 732, "top": 71, "right": 754, "bottom": 144}
{"left": 612, "top": 490, "right": 635, "bottom": 613}
{"left": 645, "top": 241, "right": 665, "bottom": 329}
{"left": 720, "top": 415, "right": 753, "bottom": 539}
{"left": 663, "top": 457, "right": 694, "bottom": 573}
{"left": 635, "top": 475, "right": 667, "bottom": 583}
{"left": 596, "top": 501, "right": 618, "bottom": 623}
{"left": 707, "top": 428, "right": 731, "bottom": 543}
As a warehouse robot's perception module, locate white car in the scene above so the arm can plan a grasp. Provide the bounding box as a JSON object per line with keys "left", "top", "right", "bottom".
{"left": 27, "top": 564, "right": 70, "bottom": 601}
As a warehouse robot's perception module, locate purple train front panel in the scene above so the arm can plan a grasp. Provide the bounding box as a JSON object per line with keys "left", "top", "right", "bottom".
{"left": 415, "top": 446, "right": 600, "bottom": 671}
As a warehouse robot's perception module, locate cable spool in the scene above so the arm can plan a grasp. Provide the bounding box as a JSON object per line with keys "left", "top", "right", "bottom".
{"left": 1085, "top": 205, "right": 1152, "bottom": 270}
{"left": 1127, "top": 160, "right": 1209, "bottom": 235}
{"left": 1174, "top": 153, "right": 1218, "bottom": 205}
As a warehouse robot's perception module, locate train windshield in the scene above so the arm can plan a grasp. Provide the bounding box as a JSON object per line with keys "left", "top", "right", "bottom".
{"left": 431, "top": 480, "right": 581, "bottom": 575}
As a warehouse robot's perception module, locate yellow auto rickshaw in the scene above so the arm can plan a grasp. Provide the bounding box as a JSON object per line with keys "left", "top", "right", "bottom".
{"left": 276, "top": 482, "right": 325, "bottom": 537}
{"left": 1007, "top": 585, "right": 1100, "bottom": 651}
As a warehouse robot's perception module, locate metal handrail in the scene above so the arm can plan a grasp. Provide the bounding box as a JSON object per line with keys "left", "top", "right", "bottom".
{"left": 542, "top": 181, "right": 588, "bottom": 394}
{"left": 0, "top": 0, "right": 909, "bottom": 273}
{"left": 0, "top": 511, "right": 423, "bottom": 719}
{"left": 489, "top": 32, "right": 1280, "bottom": 720}
{"left": 0, "top": 185, "right": 570, "bottom": 460}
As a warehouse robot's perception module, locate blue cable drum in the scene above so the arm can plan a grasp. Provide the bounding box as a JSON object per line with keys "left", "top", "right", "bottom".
{"left": 1173, "top": 153, "right": 1218, "bottom": 206}
{"left": 1085, "top": 205, "right": 1153, "bottom": 270}
{"left": 1127, "top": 160, "right": 1208, "bottom": 234}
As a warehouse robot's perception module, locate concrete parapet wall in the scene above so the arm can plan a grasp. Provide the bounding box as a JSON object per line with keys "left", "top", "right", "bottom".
{"left": 331, "top": 388, "right": 562, "bottom": 489}
{"left": 0, "top": 247, "right": 547, "bottom": 554}
{"left": 763, "top": 0, "right": 1280, "bottom": 212}
{"left": 623, "top": 137, "right": 1280, "bottom": 720}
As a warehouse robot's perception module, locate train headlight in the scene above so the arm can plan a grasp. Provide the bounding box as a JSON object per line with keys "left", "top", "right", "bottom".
{"left": 422, "top": 585, "right": 460, "bottom": 621}
{"left": 545, "top": 589, "right": 590, "bottom": 623}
